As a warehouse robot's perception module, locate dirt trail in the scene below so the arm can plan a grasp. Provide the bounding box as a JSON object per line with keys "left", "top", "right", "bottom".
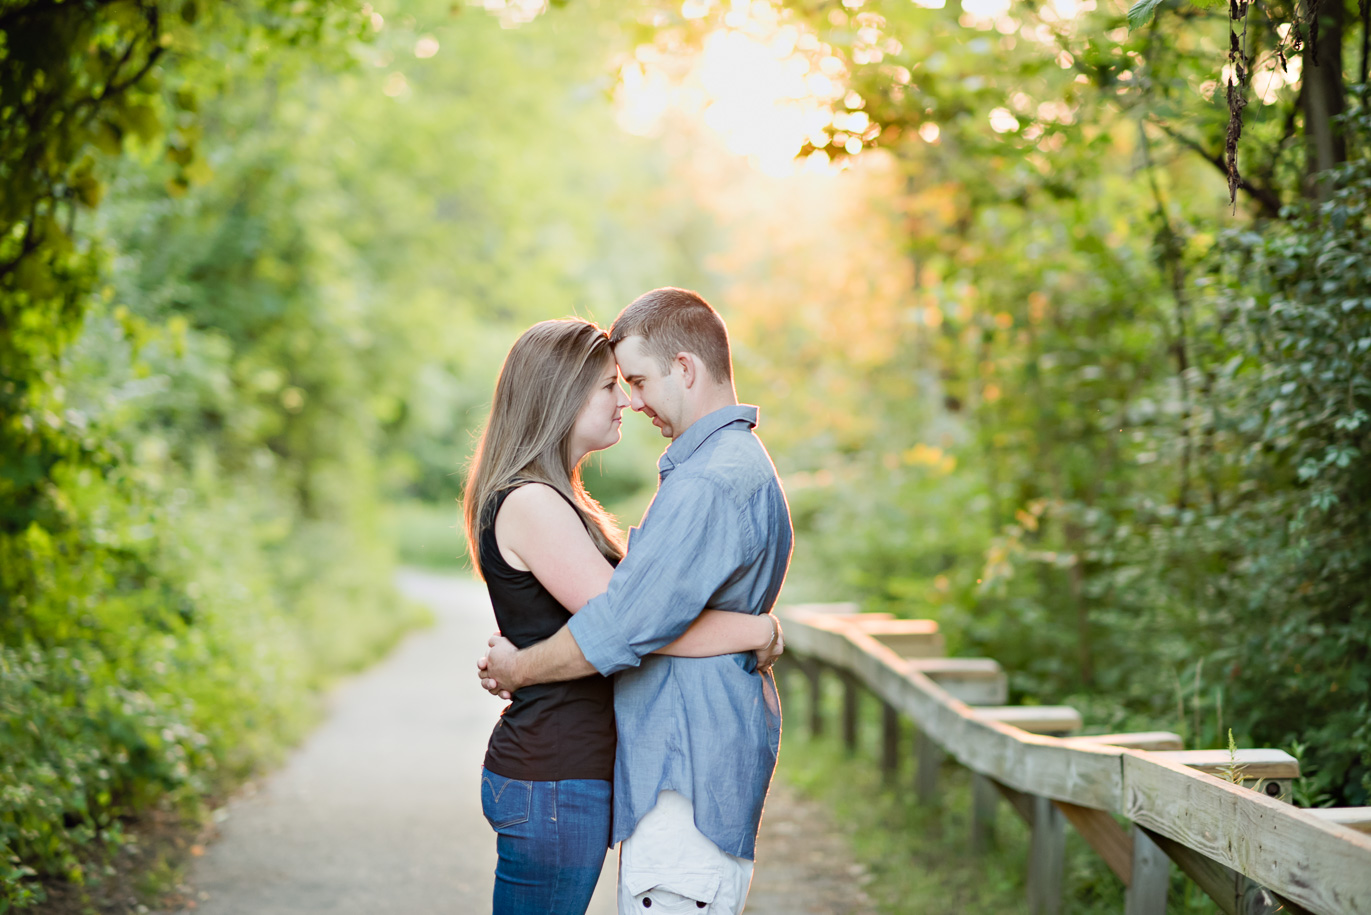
{"left": 173, "top": 568, "right": 872, "bottom": 915}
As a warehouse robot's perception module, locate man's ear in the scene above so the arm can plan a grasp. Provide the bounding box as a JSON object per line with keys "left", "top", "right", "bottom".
{"left": 675, "top": 352, "right": 698, "bottom": 389}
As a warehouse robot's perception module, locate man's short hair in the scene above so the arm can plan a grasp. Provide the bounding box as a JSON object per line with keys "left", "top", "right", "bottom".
{"left": 609, "top": 287, "right": 733, "bottom": 383}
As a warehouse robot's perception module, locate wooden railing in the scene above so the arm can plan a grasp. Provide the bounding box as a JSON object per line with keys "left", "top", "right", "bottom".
{"left": 775, "top": 603, "right": 1371, "bottom": 915}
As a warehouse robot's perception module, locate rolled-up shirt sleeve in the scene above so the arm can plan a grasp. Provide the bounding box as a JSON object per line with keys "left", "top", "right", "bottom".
{"left": 567, "top": 473, "right": 752, "bottom": 676}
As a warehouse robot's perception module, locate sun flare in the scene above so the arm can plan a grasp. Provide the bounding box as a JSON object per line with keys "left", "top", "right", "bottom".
{"left": 616, "top": 7, "right": 844, "bottom": 176}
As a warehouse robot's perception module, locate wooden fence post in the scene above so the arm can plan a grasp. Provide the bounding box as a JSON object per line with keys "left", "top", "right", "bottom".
{"left": 971, "top": 773, "right": 998, "bottom": 852}
{"left": 1027, "top": 794, "right": 1064, "bottom": 915}
{"left": 915, "top": 731, "right": 943, "bottom": 807}
{"left": 841, "top": 671, "right": 860, "bottom": 754}
{"left": 1124, "top": 824, "right": 1169, "bottom": 915}
{"left": 881, "top": 700, "right": 900, "bottom": 785}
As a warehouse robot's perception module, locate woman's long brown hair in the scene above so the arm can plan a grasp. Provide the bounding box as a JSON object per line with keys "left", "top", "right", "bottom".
{"left": 462, "top": 319, "right": 625, "bottom": 578}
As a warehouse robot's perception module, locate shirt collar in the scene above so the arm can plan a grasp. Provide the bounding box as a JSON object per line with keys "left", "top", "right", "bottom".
{"left": 658, "top": 404, "right": 759, "bottom": 477}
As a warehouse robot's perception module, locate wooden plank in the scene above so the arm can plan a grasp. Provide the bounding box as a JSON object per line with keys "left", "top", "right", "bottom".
{"left": 831, "top": 619, "right": 946, "bottom": 659}
{"left": 1053, "top": 801, "right": 1131, "bottom": 884}
{"left": 907, "top": 658, "right": 1007, "bottom": 705}
{"left": 1152, "top": 749, "right": 1298, "bottom": 803}
{"left": 906, "top": 656, "right": 1001, "bottom": 674}
{"left": 1142, "top": 827, "right": 1313, "bottom": 915}
{"left": 1074, "top": 732, "right": 1185, "bottom": 751}
{"left": 785, "top": 623, "right": 1125, "bottom": 811}
{"left": 1124, "top": 825, "right": 1169, "bottom": 915}
{"left": 1153, "top": 748, "right": 1300, "bottom": 780}
{"left": 780, "top": 602, "right": 862, "bottom": 617}
{"left": 1028, "top": 794, "right": 1065, "bottom": 914}
{"left": 1123, "top": 751, "right": 1371, "bottom": 914}
{"left": 1306, "top": 808, "right": 1371, "bottom": 835}
{"left": 802, "top": 614, "right": 899, "bottom": 630}
{"left": 845, "top": 618, "right": 939, "bottom": 635}
{"left": 973, "top": 706, "right": 1083, "bottom": 735}
{"left": 875, "top": 631, "right": 946, "bottom": 658}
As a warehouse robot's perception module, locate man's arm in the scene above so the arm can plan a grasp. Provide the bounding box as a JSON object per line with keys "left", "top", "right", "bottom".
{"left": 481, "top": 626, "right": 593, "bottom": 694}
{"left": 481, "top": 473, "right": 751, "bottom": 693}
{"left": 567, "top": 473, "right": 750, "bottom": 674}
{"left": 479, "top": 611, "right": 783, "bottom": 697}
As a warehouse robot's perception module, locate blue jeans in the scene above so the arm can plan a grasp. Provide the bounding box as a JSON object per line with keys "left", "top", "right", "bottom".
{"left": 481, "top": 768, "right": 612, "bottom": 915}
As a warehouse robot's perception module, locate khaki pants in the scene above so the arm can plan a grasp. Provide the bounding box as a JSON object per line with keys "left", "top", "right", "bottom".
{"left": 617, "top": 791, "right": 754, "bottom": 914}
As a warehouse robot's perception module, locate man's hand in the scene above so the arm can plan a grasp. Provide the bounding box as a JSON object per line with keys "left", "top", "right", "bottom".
{"left": 753, "top": 613, "right": 784, "bottom": 674}
{"left": 478, "top": 632, "right": 523, "bottom": 698}
{"left": 476, "top": 632, "right": 516, "bottom": 700}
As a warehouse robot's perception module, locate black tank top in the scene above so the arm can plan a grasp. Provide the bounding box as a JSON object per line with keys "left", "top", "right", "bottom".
{"left": 480, "top": 484, "right": 616, "bottom": 782}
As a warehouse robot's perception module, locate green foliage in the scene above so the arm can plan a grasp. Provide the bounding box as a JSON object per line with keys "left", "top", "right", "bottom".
{"left": 659, "top": 0, "right": 1371, "bottom": 809}
{"left": 1127, "top": 0, "right": 1166, "bottom": 31}
{"left": 0, "top": 1, "right": 423, "bottom": 905}
{"left": 3, "top": 0, "right": 1369, "bottom": 902}
{"left": 1203, "top": 98, "right": 1371, "bottom": 802}
{"left": 0, "top": 0, "right": 722, "bottom": 903}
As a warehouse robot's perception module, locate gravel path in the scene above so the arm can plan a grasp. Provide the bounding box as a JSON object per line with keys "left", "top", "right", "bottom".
{"left": 172, "top": 568, "right": 872, "bottom": 915}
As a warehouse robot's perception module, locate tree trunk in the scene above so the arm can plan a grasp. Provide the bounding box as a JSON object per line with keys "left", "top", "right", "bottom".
{"left": 1301, "top": 0, "right": 1347, "bottom": 199}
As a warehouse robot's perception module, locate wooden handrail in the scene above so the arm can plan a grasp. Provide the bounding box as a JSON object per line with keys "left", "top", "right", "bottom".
{"left": 777, "top": 606, "right": 1371, "bottom": 915}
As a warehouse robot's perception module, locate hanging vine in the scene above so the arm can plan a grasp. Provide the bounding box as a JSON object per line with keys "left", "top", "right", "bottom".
{"left": 1225, "top": 0, "right": 1252, "bottom": 207}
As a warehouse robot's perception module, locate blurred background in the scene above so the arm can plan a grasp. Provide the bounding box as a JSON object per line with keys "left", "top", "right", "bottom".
{"left": 2, "top": 0, "right": 1368, "bottom": 907}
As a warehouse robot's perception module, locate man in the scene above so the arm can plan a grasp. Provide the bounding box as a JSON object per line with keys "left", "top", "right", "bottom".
{"left": 478, "top": 286, "right": 793, "bottom": 914}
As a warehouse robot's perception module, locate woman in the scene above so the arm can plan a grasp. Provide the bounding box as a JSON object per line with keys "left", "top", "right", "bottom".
{"left": 463, "top": 319, "right": 780, "bottom": 915}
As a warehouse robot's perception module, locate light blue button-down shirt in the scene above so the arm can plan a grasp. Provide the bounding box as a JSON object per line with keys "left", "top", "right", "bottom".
{"left": 566, "top": 404, "right": 793, "bottom": 859}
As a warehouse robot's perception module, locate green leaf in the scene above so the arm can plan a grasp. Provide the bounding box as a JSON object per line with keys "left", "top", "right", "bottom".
{"left": 1127, "top": 0, "right": 1165, "bottom": 29}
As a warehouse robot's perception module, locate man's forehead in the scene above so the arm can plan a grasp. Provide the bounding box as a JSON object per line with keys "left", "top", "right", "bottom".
{"left": 612, "top": 335, "right": 652, "bottom": 374}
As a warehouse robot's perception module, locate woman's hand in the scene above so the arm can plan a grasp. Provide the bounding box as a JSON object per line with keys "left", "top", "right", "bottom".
{"left": 753, "top": 612, "right": 784, "bottom": 674}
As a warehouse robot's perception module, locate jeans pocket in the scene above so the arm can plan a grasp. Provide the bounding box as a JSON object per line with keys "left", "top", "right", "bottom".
{"left": 481, "top": 770, "right": 532, "bottom": 830}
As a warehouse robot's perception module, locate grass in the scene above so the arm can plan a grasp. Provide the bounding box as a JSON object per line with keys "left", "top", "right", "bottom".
{"left": 773, "top": 663, "right": 1223, "bottom": 914}
{"left": 777, "top": 730, "right": 1033, "bottom": 913}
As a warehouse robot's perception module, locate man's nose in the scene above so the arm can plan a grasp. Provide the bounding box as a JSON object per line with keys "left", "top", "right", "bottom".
{"left": 629, "top": 391, "right": 647, "bottom": 412}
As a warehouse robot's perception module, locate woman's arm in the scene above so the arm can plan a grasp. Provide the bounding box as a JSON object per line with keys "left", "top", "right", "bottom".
{"left": 656, "top": 610, "right": 776, "bottom": 657}
{"left": 494, "top": 483, "right": 615, "bottom": 612}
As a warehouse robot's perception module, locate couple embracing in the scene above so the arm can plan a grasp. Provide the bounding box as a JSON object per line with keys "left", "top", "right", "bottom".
{"left": 465, "top": 287, "right": 793, "bottom": 914}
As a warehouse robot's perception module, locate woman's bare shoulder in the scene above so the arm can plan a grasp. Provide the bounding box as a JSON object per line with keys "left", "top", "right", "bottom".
{"left": 497, "top": 482, "right": 578, "bottom": 524}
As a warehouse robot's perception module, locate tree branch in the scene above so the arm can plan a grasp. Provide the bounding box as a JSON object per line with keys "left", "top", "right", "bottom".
{"left": 0, "top": 0, "right": 125, "bottom": 33}
{"left": 1146, "top": 116, "right": 1285, "bottom": 217}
